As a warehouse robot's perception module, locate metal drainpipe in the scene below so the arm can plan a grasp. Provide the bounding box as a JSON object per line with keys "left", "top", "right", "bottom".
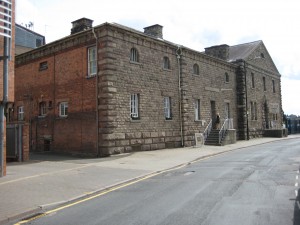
{"left": 244, "top": 60, "right": 249, "bottom": 140}
{"left": 92, "top": 28, "right": 100, "bottom": 157}
{"left": 176, "top": 46, "right": 184, "bottom": 147}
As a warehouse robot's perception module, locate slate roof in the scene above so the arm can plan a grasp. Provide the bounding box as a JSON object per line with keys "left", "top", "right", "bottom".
{"left": 228, "top": 40, "right": 262, "bottom": 62}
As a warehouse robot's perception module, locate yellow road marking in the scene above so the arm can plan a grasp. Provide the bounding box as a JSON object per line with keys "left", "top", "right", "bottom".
{"left": 14, "top": 152, "right": 227, "bottom": 225}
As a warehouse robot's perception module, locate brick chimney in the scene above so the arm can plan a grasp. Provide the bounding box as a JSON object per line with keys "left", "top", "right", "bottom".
{"left": 144, "top": 24, "right": 163, "bottom": 39}
{"left": 205, "top": 44, "right": 230, "bottom": 61}
{"left": 71, "top": 18, "right": 93, "bottom": 34}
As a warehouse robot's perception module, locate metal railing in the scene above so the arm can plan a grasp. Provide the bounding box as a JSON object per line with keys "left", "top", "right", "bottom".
{"left": 219, "top": 118, "right": 233, "bottom": 144}
{"left": 203, "top": 119, "right": 212, "bottom": 142}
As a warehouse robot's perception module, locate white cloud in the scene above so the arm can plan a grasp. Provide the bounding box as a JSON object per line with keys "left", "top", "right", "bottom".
{"left": 15, "top": 0, "right": 300, "bottom": 115}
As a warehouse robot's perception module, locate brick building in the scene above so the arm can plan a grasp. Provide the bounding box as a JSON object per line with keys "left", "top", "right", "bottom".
{"left": 14, "top": 18, "right": 282, "bottom": 157}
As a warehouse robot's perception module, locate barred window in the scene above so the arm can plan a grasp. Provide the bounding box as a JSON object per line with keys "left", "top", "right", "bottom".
{"left": 194, "top": 99, "right": 200, "bottom": 120}
{"left": 225, "top": 72, "right": 229, "bottom": 83}
{"left": 250, "top": 101, "right": 257, "bottom": 120}
{"left": 193, "top": 64, "right": 199, "bottom": 75}
{"left": 130, "top": 94, "right": 139, "bottom": 119}
{"left": 251, "top": 73, "right": 255, "bottom": 88}
{"left": 164, "top": 97, "right": 172, "bottom": 120}
{"left": 263, "top": 77, "right": 266, "bottom": 91}
{"left": 130, "top": 48, "right": 139, "bottom": 62}
{"left": 272, "top": 80, "right": 276, "bottom": 93}
{"left": 163, "top": 56, "right": 170, "bottom": 69}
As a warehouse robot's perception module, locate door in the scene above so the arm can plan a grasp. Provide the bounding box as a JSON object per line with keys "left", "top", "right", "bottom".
{"left": 211, "top": 101, "right": 216, "bottom": 128}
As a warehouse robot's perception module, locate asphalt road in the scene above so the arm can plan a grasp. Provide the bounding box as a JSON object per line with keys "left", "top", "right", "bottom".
{"left": 17, "top": 138, "right": 300, "bottom": 225}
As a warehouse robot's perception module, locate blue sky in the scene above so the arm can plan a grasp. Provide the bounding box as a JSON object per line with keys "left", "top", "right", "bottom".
{"left": 16, "top": 0, "right": 300, "bottom": 115}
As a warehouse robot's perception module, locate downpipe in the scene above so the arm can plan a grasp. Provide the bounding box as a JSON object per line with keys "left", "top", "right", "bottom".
{"left": 176, "top": 46, "right": 184, "bottom": 147}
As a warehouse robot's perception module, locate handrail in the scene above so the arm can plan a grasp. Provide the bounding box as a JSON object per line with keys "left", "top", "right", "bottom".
{"left": 203, "top": 119, "right": 212, "bottom": 142}
{"left": 219, "top": 118, "right": 233, "bottom": 144}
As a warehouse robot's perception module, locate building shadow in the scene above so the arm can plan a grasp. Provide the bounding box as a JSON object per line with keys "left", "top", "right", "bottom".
{"left": 294, "top": 189, "right": 300, "bottom": 225}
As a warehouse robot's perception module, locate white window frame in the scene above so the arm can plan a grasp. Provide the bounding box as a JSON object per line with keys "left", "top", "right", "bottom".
{"left": 59, "top": 102, "right": 68, "bottom": 117}
{"left": 130, "top": 94, "right": 139, "bottom": 119}
{"left": 39, "top": 102, "right": 47, "bottom": 116}
{"left": 18, "top": 106, "right": 24, "bottom": 121}
{"left": 164, "top": 97, "right": 171, "bottom": 120}
{"left": 88, "top": 46, "right": 96, "bottom": 77}
{"left": 194, "top": 99, "right": 200, "bottom": 121}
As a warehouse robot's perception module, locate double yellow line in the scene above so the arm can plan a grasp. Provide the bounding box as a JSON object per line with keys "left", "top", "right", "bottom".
{"left": 15, "top": 152, "right": 225, "bottom": 225}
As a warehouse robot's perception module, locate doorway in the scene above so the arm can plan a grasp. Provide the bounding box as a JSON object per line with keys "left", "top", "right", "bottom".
{"left": 211, "top": 101, "right": 216, "bottom": 127}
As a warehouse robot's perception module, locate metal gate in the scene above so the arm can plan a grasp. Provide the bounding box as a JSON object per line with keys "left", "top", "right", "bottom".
{"left": 6, "top": 123, "right": 23, "bottom": 161}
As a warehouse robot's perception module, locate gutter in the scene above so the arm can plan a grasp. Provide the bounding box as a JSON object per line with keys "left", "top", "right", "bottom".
{"left": 176, "top": 46, "right": 184, "bottom": 147}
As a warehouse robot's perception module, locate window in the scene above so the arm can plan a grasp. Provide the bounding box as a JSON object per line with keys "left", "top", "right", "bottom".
{"left": 263, "top": 77, "right": 266, "bottom": 91}
{"left": 250, "top": 101, "right": 257, "bottom": 120}
{"left": 130, "top": 48, "right": 139, "bottom": 62}
{"left": 88, "top": 46, "right": 97, "bottom": 77}
{"left": 130, "top": 94, "right": 139, "bottom": 119}
{"left": 39, "top": 102, "right": 47, "bottom": 116}
{"left": 39, "top": 61, "right": 48, "bottom": 71}
{"left": 36, "top": 39, "right": 42, "bottom": 47}
{"left": 163, "top": 56, "right": 170, "bottom": 69}
{"left": 251, "top": 73, "right": 255, "bottom": 88}
{"left": 18, "top": 106, "right": 24, "bottom": 121}
{"left": 272, "top": 80, "right": 276, "bottom": 93}
{"left": 225, "top": 72, "right": 229, "bottom": 83}
{"left": 164, "top": 97, "right": 172, "bottom": 120}
{"left": 59, "top": 102, "right": 68, "bottom": 117}
{"left": 193, "top": 64, "right": 199, "bottom": 75}
{"left": 194, "top": 99, "right": 200, "bottom": 121}
{"left": 225, "top": 103, "right": 230, "bottom": 119}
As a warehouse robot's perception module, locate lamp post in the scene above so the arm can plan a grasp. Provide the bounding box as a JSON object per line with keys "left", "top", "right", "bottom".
{"left": 0, "top": 0, "right": 12, "bottom": 177}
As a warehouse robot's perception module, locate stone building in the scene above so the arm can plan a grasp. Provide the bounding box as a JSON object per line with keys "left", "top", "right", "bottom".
{"left": 14, "top": 18, "right": 282, "bottom": 157}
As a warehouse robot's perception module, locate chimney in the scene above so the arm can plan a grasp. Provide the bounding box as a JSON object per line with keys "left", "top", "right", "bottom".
{"left": 204, "top": 44, "right": 230, "bottom": 61}
{"left": 144, "top": 24, "right": 163, "bottom": 39}
{"left": 71, "top": 18, "right": 93, "bottom": 34}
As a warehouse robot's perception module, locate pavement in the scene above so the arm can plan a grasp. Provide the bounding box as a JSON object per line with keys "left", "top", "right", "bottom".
{"left": 1, "top": 135, "right": 300, "bottom": 225}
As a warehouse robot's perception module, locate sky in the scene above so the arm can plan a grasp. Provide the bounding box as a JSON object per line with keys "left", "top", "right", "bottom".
{"left": 16, "top": 0, "right": 300, "bottom": 115}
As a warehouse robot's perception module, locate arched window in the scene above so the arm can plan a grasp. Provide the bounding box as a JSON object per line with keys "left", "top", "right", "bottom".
{"left": 130, "top": 48, "right": 139, "bottom": 62}
{"left": 193, "top": 63, "right": 199, "bottom": 75}
{"left": 163, "top": 56, "right": 170, "bottom": 69}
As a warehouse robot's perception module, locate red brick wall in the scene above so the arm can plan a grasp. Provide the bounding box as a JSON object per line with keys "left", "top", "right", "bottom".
{"left": 15, "top": 41, "right": 97, "bottom": 156}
